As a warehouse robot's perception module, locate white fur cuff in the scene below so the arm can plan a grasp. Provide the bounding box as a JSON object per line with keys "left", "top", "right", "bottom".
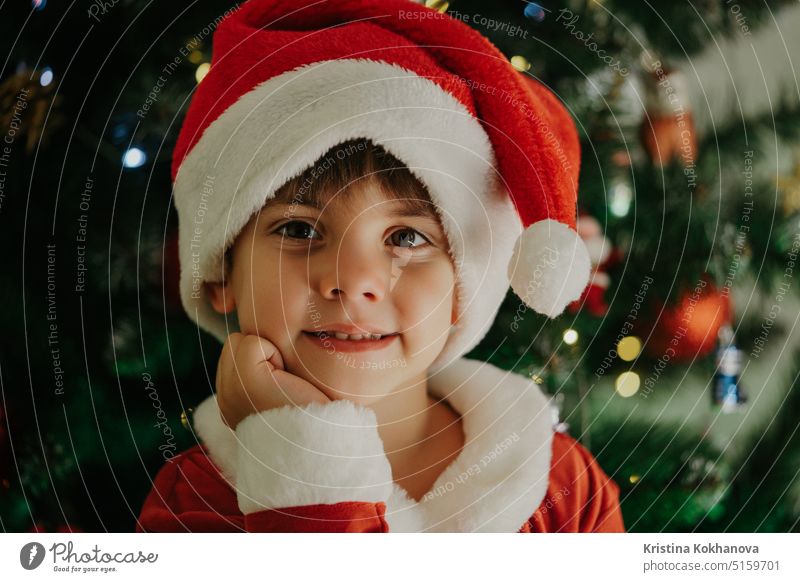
{"left": 234, "top": 400, "right": 394, "bottom": 514}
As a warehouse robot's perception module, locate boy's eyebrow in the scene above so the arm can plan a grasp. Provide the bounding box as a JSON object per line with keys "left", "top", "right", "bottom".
{"left": 267, "top": 199, "right": 439, "bottom": 220}
{"left": 385, "top": 203, "right": 440, "bottom": 219}
{"left": 266, "top": 199, "right": 325, "bottom": 211}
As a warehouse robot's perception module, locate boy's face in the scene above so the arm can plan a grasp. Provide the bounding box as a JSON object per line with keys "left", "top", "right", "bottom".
{"left": 206, "top": 182, "right": 457, "bottom": 405}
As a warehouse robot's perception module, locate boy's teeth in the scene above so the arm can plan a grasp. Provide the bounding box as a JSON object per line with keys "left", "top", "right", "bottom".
{"left": 329, "top": 332, "right": 382, "bottom": 340}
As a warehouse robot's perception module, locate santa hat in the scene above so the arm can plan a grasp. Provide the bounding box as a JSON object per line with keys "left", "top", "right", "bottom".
{"left": 172, "top": 0, "right": 590, "bottom": 372}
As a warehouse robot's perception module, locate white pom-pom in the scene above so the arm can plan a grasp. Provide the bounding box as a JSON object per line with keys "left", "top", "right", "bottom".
{"left": 507, "top": 219, "right": 592, "bottom": 318}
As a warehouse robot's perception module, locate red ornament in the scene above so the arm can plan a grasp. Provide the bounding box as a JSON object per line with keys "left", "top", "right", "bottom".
{"left": 641, "top": 113, "right": 698, "bottom": 168}
{"left": 641, "top": 282, "right": 731, "bottom": 361}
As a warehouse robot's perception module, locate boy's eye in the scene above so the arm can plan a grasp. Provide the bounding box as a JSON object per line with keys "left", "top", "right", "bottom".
{"left": 388, "top": 228, "right": 431, "bottom": 248}
{"left": 274, "top": 222, "right": 431, "bottom": 248}
{"left": 276, "top": 220, "right": 321, "bottom": 240}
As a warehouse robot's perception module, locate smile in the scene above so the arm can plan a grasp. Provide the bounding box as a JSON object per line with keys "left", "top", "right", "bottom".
{"left": 302, "top": 331, "right": 400, "bottom": 352}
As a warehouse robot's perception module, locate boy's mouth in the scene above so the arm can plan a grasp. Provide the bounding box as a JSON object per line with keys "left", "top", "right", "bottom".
{"left": 302, "top": 330, "right": 400, "bottom": 353}
{"left": 302, "top": 330, "right": 399, "bottom": 341}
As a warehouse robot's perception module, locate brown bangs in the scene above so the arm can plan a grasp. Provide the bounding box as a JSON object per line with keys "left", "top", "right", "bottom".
{"left": 269, "top": 139, "right": 437, "bottom": 218}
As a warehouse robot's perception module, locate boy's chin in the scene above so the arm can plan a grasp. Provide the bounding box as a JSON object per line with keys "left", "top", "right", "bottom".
{"left": 299, "top": 363, "right": 400, "bottom": 403}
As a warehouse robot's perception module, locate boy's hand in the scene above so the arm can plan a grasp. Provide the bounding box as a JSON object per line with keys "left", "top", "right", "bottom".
{"left": 216, "top": 333, "right": 331, "bottom": 429}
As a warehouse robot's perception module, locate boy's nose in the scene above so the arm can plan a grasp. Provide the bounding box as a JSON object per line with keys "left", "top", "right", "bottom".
{"left": 316, "top": 236, "right": 389, "bottom": 303}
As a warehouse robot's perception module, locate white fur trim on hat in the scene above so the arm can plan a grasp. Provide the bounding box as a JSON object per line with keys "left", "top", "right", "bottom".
{"left": 173, "top": 58, "right": 522, "bottom": 371}
{"left": 507, "top": 219, "right": 592, "bottom": 317}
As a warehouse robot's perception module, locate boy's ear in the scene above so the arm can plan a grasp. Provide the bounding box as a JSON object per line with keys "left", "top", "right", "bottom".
{"left": 205, "top": 281, "right": 236, "bottom": 314}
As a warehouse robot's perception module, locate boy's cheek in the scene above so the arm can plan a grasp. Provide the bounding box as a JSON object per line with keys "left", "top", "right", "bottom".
{"left": 230, "top": 306, "right": 277, "bottom": 342}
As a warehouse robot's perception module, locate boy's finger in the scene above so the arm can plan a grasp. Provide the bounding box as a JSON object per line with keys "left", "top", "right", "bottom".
{"left": 272, "top": 369, "right": 331, "bottom": 406}
{"left": 235, "top": 334, "right": 284, "bottom": 373}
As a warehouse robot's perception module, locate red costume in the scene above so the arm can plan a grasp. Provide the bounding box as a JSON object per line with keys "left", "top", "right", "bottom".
{"left": 138, "top": 360, "right": 624, "bottom": 533}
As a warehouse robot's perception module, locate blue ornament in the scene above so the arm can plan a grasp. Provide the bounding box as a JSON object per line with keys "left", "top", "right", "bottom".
{"left": 523, "top": 2, "right": 545, "bottom": 22}
{"left": 713, "top": 326, "right": 746, "bottom": 413}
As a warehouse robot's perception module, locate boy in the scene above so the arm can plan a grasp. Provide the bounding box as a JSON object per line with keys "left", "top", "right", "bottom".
{"left": 137, "top": 0, "right": 624, "bottom": 532}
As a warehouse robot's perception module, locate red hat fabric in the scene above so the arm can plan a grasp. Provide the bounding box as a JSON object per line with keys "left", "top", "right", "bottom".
{"left": 172, "top": 0, "right": 590, "bottom": 371}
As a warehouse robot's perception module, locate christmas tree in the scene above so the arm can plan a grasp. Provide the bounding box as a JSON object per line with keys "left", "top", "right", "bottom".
{"left": 1, "top": 0, "right": 799, "bottom": 532}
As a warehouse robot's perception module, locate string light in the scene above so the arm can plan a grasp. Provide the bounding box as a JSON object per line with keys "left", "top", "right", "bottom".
{"left": 39, "top": 67, "right": 53, "bottom": 87}
{"left": 510, "top": 55, "right": 531, "bottom": 72}
{"left": 563, "top": 328, "right": 579, "bottom": 345}
{"left": 523, "top": 2, "right": 545, "bottom": 22}
{"left": 609, "top": 174, "right": 633, "bottom": 217}
{"left": 195, "top": 62, "right": 211, "bottom": 83}
{"left": 122, "top": 147, "right": 147, "bottom": 169}
{"left": 615, "top": 371, "right": 640, "bottom": 397}
{"left": 180, "top": 408, "right": 194, "bottom": 430}
{"left": 618, "top": 336, "right": 642, "bottom": 361}
{"left": 424, "top": 0, "right": 449, "bottom": 12}
{"left": 188, "top": 50, "right": 204, "bottom": 64}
